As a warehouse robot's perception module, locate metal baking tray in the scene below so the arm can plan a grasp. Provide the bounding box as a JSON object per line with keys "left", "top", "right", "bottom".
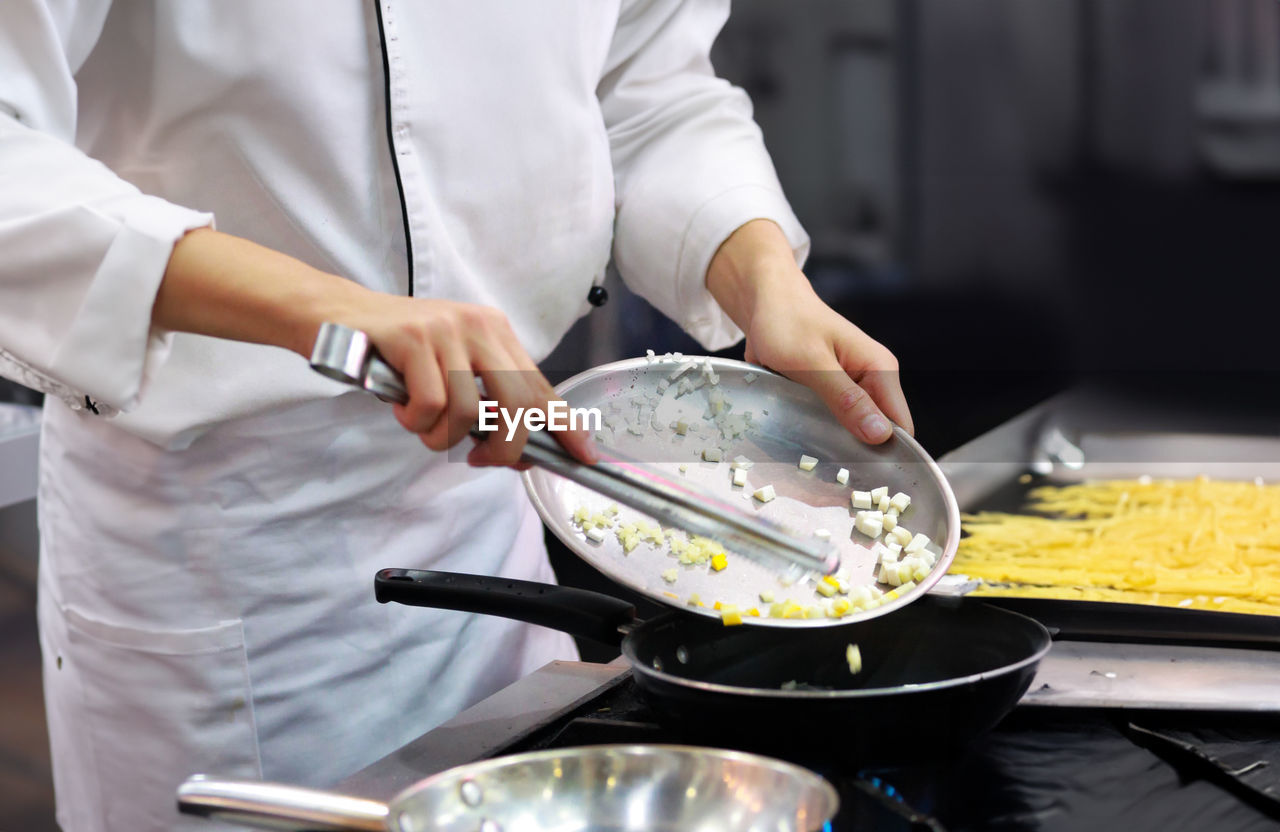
{"left": 937, "top": 387, "right": 1280, "bottom": 509}
{"left": 936, "top": 388, "right": 1280, "bottom": 710}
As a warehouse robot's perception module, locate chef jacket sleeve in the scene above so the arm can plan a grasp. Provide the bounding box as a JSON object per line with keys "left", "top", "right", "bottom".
{"left": 599, "top": 0, "right": 811, "bottom": 352}
{"left": 0, "top": 0, "right": 213, "bottom": 416}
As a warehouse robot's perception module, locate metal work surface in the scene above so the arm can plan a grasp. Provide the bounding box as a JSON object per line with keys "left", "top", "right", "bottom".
{"left": 936, "top": 388, "right": 1280, "bottom": 711}
{"left": 525, "top": 356, "right": 960, "bottom": 627}
{"left": 937, "top": 388, "right": 1280, "bottom": 509}
{"left": 1024, "top": 640, "right": 1280, "bottom": 710}
{"left": 336, "top": 660, "right": 630, "bottom": 802}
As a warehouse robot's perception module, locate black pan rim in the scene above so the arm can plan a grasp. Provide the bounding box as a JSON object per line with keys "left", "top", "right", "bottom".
{"left": 622, "top": 605, "right": 1053, "bottom": 700}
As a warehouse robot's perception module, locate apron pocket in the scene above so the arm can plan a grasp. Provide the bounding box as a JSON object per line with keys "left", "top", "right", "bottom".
{"left": 62, "top": 607, "right": 262, "bottom": 832}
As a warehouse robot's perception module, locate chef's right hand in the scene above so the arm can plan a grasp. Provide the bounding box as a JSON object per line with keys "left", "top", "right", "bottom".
{"left": 341, "top": 297, "right": 599, "bottom": 468}
{"left": 153, "top": 228, "right": 596, "bottom": 468}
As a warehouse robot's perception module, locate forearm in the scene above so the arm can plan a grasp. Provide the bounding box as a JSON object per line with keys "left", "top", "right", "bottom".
{"left": 705, "top": 218, "right": 911, "bottom": 441}
{"left": 153, "top": 228, "right": 373, "bottom": 358}
{"left": 705, "top": 219, "right": 812, "bottom": 332}
{"left": 152, "top": 227, "right": 596, "bottom": 465}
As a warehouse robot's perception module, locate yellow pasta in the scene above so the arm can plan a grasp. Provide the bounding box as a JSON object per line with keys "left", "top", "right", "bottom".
{"left": 955, "top": 476, "right": 1280, "bottom": 615}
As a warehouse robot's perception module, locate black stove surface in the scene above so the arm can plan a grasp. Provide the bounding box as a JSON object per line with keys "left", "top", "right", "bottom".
{"left": 495, "top": 677, "right": 1280, "bottom": 832}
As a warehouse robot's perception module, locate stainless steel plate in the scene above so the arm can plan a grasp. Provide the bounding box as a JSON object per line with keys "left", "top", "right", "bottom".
{"left": 524, "top": 356, "right": 960, "bottom": 628}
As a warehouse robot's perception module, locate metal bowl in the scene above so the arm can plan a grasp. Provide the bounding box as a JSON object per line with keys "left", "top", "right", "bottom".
{"left": 178, "top": 745, "right": 839, "bottom": 832}
{"left": 389, "top": 745, "right": 837, "bottom": 832}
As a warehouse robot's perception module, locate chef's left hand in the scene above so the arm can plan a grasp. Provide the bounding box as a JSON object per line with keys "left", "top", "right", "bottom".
{"left": 706, "top": 220, "right": 912, "bottom": 445}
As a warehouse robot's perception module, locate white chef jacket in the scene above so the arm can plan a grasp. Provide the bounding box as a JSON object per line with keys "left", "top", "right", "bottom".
{"left": 0, "top": 2, "right": 808, "bottom": 831}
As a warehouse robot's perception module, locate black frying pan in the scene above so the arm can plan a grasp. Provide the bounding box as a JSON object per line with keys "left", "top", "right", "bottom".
{"left": 375, "top": 568, "right": 1051, "bottom": 761}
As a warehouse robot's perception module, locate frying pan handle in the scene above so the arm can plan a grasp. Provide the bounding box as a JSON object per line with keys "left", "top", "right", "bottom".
{"left": 375, "top": 568, "right": 636, "bottom": 646}
{"left": 177, "top": 776, "right": 388, "bottom": 831}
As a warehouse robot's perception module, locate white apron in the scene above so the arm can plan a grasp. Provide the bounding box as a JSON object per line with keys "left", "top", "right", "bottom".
{"left": 36, "top": 392, "right": 577, "bottom": 832}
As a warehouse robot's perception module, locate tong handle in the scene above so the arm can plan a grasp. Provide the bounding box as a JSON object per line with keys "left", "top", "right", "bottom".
{"left": 310, "top": 322, "right": 408, "bottom": 404}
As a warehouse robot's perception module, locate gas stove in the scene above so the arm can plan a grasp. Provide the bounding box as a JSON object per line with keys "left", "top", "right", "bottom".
{"left": 338, "top": 659, "right": 1280, "bottom": 832}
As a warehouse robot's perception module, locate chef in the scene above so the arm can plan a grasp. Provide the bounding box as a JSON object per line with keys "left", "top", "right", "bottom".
{"left": 0, "top": 2, "right": 912, "bottom": 830}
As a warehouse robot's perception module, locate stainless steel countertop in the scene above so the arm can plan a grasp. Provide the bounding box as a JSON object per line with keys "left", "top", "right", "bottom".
{"left": 335, "top": 659, "right": 630, "bottom": 800}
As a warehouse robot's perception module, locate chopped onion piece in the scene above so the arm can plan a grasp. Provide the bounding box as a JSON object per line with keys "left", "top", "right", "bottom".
{"left": 905, "top": 532, "right": 930, "bottom": 554}
{"left": 854, "top": 515, "right": 883, "bottom": 538}
{"left": 846, "top": 644, "right": 862, "bottom": 675}
{"left": 668, "top": 362, "right": 694, "bottom": 381}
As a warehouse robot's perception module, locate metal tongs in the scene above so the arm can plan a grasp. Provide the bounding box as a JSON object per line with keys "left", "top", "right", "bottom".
{"left": 310, "top": 323, "right": 839, "bottom": 576}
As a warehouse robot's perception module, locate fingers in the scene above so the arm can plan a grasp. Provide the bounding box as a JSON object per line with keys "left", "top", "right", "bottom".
{"left": 418, "top": 339, "right": 480, "bottom": 452}
{"left": 466, "top": 402, "right": 598, "bottom": 467}
{"left": 834, "top": 338, "right": 913, "bottom": 437}
{"left": 367, "top": 301, "right": 581, "bottom": 467}
{"left": 494, "top": 329, "right": 598, "bottom": 465}
{"left": 793, "top": 355, "right": 895, "bottom": 445}
{"left": 468, "top": 367, "right": 598, "bottom": 466}
{"left": 858, "top": 368, "right": 913, "bottom": 436}
{"left": 460, "top": 308, "right": 598, "bottom": 467}
{"left": 745, "top": 299, "right": 911, "bottom": 444}
{"left": 551, "top": 423, "right": 599, "bottom": 465}
{"left": 467, "top": 354, "right": 533, "bottom": 467}
{"left": 392, "top": 345, "right": 447, "bottom": 436}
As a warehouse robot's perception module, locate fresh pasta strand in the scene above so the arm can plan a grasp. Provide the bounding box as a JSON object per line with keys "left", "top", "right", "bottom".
{"left": 955, "top": 476, "right": 1280, "bottom": 616}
